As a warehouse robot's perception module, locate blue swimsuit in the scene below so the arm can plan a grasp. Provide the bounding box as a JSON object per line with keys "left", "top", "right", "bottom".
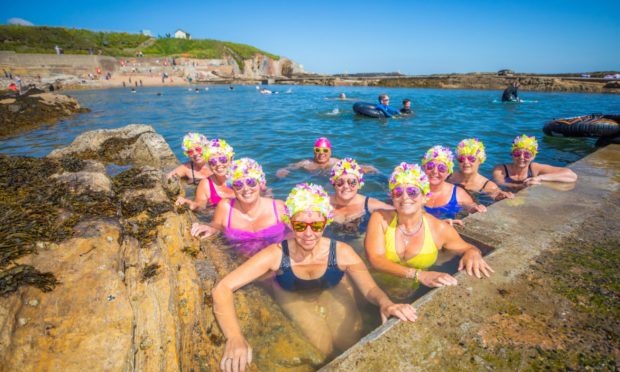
{"left": 424, "top": 185, "right": 462, "bottom": 220}
{"left": 275, "top": 239, "right": 345, "bottom": 291}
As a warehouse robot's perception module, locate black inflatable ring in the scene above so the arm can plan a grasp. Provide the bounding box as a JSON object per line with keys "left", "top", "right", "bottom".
{"left": 543, "top": 114, "right": 620, "bottom": 138}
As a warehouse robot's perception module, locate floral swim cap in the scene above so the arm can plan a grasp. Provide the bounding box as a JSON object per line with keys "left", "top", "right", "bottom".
{"left": 227, "top": 157, "right": 266, "bottom": 188}
{"left": 330, "top": 157, "right": 365, "bottom": 188}
{"left": 181, "top": 132, "right": 208, "bottom": 157}
{"left": 205, "top": 138, "right": 234, "bottom": 160}
{"left": 456, "top": 138, "right": 487, "bottom": 164}
{"left": 314, "top": 137, "right": 332, "bottom": 149}
{"left": 511, "top": 134, "right": 538, "bottom": 156}
{"left": 283, "top": 183, "right": 334, "bottom": 225}
{"left": 421, "top": 145, "right": 455, "bottom": 174}
{"left": 388, "top": 162, "right": 431, "bottom": 196}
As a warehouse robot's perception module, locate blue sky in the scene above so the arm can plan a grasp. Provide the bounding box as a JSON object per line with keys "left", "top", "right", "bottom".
{"left": 3, "top": 0, "right": 619, "bottom": 74}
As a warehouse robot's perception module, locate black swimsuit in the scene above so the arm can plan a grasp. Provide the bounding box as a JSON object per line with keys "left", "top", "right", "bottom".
{"left": 190, "top": 162, "right": 199, "bottom": 185}
{"left": 503, "top": 164, "right": 533, "bottom": 184}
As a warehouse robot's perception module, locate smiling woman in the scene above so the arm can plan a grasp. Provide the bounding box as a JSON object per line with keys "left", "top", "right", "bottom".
{"left": 191, "top": 158, "right": 289, "bottom": 256}
{"left": 211, "top": 183, "right": 417, "bottom": 370}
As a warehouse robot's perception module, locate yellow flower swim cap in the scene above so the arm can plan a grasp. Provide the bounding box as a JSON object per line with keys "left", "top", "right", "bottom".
{"left": 205, "top": 138, "right": 235, "bottom": 160}
{"left": 330, "top": 157, "right": 365, "bottom": 188}
{"left": 181, "top": 132, "right": 208, "bottom": 157}
{"left": 388, "top": 162, "right": 430, "bottom": 195}
{"left": 283, "top": 183, "right": 334, "bottom": 225}
{"left": 227, "top": 158, "right": 266, "bottom": 188}
{"left": 456, "top": 138, "right": 487, "bottom": 163}
{"left": 511, "top": 134, "right": 538, "bottom": 156}
{"left": 422, "top": 145, "right": 455, "bottom": 174}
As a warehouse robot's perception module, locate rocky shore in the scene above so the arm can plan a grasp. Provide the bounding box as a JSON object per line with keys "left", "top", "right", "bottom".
{"left": 0, "top": 90, "right": 89, "bottom": 137}
{"left": 0, "top": 124, "right": 325, "bottom": 370}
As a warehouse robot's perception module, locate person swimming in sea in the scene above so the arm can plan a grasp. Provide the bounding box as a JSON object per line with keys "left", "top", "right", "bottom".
{"left": 166, "top": 133, "right": 212, "bottom": 185}
{"left": 400, "top": 98, "right": 413, "bottom": 115}
{"left": 211, "top": 183, "right": 417, "bottom": 368}
{"left": 276, "top": 137, "right": 378, "bottom": 178}
{"left": 375, "top": 94, "right": 401, "bottom": 118}
{"left": 501, "top": 81, "right": 521, "bottom": 102}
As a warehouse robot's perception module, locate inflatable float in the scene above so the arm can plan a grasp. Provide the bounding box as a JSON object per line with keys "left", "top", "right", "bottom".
{"left": 353, "top": 102, "right": 386, "bottom": 118}
{"left": 543, "top": 114, "right": 620, "bottom": 138}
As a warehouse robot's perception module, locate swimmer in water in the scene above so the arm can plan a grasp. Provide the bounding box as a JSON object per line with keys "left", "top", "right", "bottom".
{"left": 276, "top": 137, "right": 378, "bottom": 178}
{"left": 190, "top": 158, "right": 289, "bottom": 256}
{"left": 166, "top": 133, "right": 212, "bottom": 185}
{"left": 492, "top": 134, "right": 577, "bottom": 191}
{"left": 365, "top": 162, "right": 494, "bottom": 290}
{"left": 212, "top": 183, "right": 417, "bottom": 368}
{"left": 327, "top": 158, "right": 393, "bottom": 236}
{"left": 175, "top": 138, "right": 234, "bottom": 210}
{"left": 448, "top": 138, "right": 514, "bottom": 201}
{"left": 375, "top": 94, "right": 401, "bottom": 118}
{"left": 422, "top": 146, "right": 487, "bottom": 224}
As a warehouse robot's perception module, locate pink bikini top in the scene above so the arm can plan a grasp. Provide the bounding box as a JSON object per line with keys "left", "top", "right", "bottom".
{"left": 223, "top": 199, "right": 288, "bottom": 256}
{"left": 207, "top": 177, "right": 222, "bottom": 205}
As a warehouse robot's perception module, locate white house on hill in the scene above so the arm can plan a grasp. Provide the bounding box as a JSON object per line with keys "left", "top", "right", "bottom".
{"left": 175, "top": 29, "right": 191, "bottom": 40}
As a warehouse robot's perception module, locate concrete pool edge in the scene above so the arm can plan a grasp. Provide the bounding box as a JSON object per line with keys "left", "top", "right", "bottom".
{"left": 322, "top": 144, "right": 620, "bottom": 370}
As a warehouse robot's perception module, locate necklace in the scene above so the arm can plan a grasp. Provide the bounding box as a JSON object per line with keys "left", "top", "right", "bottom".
{"left": 397, "top": 219, "right": 423, "bottom": 247}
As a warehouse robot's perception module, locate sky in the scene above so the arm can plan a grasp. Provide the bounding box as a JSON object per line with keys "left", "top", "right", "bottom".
{"left": 3, "top": 0, "right": 619, "bottom": 75}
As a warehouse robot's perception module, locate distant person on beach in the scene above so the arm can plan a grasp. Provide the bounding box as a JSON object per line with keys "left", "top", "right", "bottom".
{"left": 167, "top": 133, "right": 212, "bottom": 185}
{"left": 276, "top": 138, "right": 378, "bottom": 178}
{"left": 375, "top": 94, "right": 401, "bottom": 118}
{"left": 492, "top": 135, "right": 578, "bottom": 191}
{"left": 501, "top": 81, "right": 521, "bottom": 102}
{"left": 400, "top": 98, "right": 413, "bottom": 114}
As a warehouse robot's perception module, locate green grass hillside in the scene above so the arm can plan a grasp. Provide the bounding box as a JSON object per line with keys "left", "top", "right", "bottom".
{"left": 0, "top": 25, "right": 280, "bottom": 62}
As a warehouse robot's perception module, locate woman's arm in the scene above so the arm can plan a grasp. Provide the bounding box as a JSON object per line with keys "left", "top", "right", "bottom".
{"left": 528, "top": 163, "right": 578, "bottom": 184}
{"left": 367, "top": 197, "right": 394, "bottom": 212}
{"left": 455, "top": 186, "right": 487, "bottom": 213}
{"left": 276, "top": 159, "right": 311, "bottom": 178}
{"left": 434, "top": 219, "right": 494, "bottom": 278}
{"left": 175, "top": 178, "right": 210, "bottom": 210}
{"left": 166, "top": 163, "right": 188, "bottom": 180}
{"left": 213, "top": 246, "right": 281, "bottom": 371}
{"left": 339, "top": 243, "right": 417, "bottom": 323}
{"left": 190, "top": 199, "right": 228, "bottom": 239}
{"left": 481, "top": 179, "right": 514, "bottom": 201}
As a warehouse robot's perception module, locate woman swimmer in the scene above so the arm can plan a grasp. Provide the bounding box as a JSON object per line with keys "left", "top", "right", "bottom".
{"left": 212, "top": 183, "right": 417, "bottom": 370}
{"left": 191, "top": 158, "right": 288, "bottom": 256}
{"left": 492, "top": 134, "right": 578, "bottom": 191}
{"left": 176, "top": 138, "right": 234, "bottom": 210}
{"left": 365, "top": 163, "right": 494, "bottom": 288}
{"left": 166, "top": 133, "right": 212, "bottom": 184}
{"left": 422, "top": 146, "right": 487, "bottom": 223}
{"left": 448, "top": 138, "right": 514, "bottom": 201}
{"left": 328, "top": 158, "right": 393, "bottom": 235}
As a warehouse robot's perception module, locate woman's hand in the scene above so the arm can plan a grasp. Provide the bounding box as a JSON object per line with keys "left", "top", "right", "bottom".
{"left": 220, "top": 335, "right": 252, "bottom": 372}
{"left": 379, "top": 302, "right": 417, "bottom": 323}
{"left": 458, "top": 249, "right": 494, "bottom": 278}
{"left": 523, "top": 176, "right": 542, "bottom": 186}
{"left": 418, "top": 271, "right": 458, "bottom": 287}
{"left": 446, "top": 219, "right": 464, "bottom": 227}
{"left": 166, "top": 169, "right": 178, "bottom": 180}
{"left": 175, "top": 196, "right": 190, "bottom": 206}
{"left": 494, "top": 190, "right": 514, "bottom": 201}
{"left": 191, "top": 222, "right": 216, "bottom": 239}
{"left": 468, "top": 204, "right": 487, "bottom": 214}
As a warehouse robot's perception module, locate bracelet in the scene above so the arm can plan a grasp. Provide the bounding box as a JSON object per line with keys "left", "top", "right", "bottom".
{"left": 414, "top": 269, "right": 420, "bottom": 284}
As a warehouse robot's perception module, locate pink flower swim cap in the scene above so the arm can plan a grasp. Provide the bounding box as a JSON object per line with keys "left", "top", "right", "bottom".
{"left": 314, "top": 137, "right": 332, "bottom": 149}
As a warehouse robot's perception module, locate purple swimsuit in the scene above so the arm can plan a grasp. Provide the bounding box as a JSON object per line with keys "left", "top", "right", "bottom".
{"left": 224, "top": 199, "right": 289, "bottom": 256}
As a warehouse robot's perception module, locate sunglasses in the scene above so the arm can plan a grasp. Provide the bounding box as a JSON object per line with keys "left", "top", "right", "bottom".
{"left": 512, "top": 149, "right": 533, "bottom": 160}
{"left": 291, "top": 220, "right": 327, "bottom": 233}
{"left": 314, "top": 147, "right": 330, "bottom": 154}
{"left": 457, "top": 155, "right": 477, "bottom": 163}
{"left": 424, "top": 161, "right": 449, "bottom": 173}
{"left": 382, "top": 98, "right": 390, "bottom": 102}
{"left": 392, "top": 186, "right": 421, "bottom": 199}
{"left": 186, "top": 147, "right": 203, "bottom": 156}
{"left": 335, "top": 178, "right": 358, "bottom": 188}
{"left": 208, "top": 156, "right": 228, "bottom": 166}
{"left": 232, "top": 178, "right": 259, "bottom": 190}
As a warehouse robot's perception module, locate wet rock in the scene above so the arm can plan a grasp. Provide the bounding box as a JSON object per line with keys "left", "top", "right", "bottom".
{"left": 0, "top": 151, "right": 324, "bottom": 371}
{"left": 48, "top": 124, "right": 178, "bottom": 169}
{"left": 0, "top": 93, "right": 89, "bottom": 137}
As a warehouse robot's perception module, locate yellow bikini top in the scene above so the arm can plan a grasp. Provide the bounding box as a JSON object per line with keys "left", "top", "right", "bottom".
{"left": 384, "top": 215, "right": 438, "bottom": 270}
